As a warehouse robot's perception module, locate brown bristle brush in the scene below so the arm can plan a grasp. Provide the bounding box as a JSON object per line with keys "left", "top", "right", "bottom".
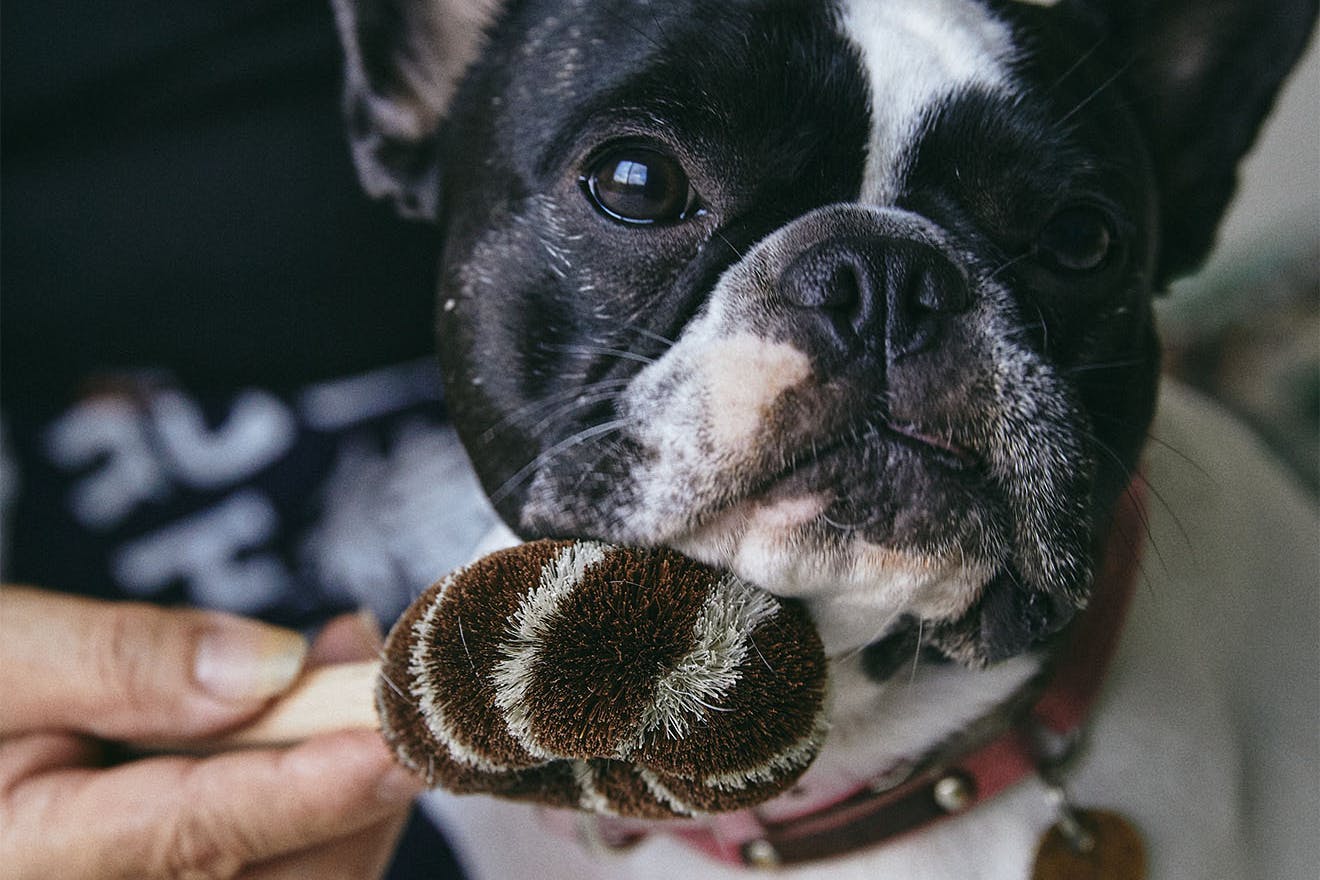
{"left": 197, "top": 540, "right": 829, "bottom": 819}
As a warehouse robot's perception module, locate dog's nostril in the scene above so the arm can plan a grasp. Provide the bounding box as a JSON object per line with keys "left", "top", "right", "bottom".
{"left": 778, "top": 246, "right": 877, "bottom": 356}
{"left": 821, "top": 262, "right": 863, "bottom": 312}
{"left": 889, "top": 265, "right": 963, "bottom": 358}
{"left": 778, "top": 235, "right": 970, "bottom": 359}
{"left": 778, "top": 247, "right": 864, "bottom": 312}
{"left": 909, "top": 260, "right": 971, "bottom": 315}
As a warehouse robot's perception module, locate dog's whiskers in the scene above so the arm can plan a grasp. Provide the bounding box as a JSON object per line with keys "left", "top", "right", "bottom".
{"left": 1033, "top": 302, "right": 1051, "bottom": 354}
{"left": 643, "top": 0, "right": 670, "bottom": 43}
{"left": 820, "top": 511, "right": 864, "bottom": 532}
{"left": 1088, "top": 414, "right": 1205, "bottom": 540}
{"left": 530, "top": 388, "right": 628, "bottom": 436}
{"left": 568, "top": 438, "right": 626, "bottom": 496}
{"left": 490, "top": 418, "right": 629, "bottom": 505}
{"left": 1078, "top": 427, "right": 1178, "bottom": 581}
{"left": 541, "top": 342, "right": 658, "bottom": 366}
{"left": 715, "top": 230, "right": 745, "bottom": 260}
{"left": 1058, "top": 57, "right": 1135, "bottom": 126}
{"left": 601, "top": 6, "right": 666, "bottom": 51}
{"left": 1062, "top": 357, "right": 1151, "bottom": 375}
{"left": 378, "top": 666, "right": 408, "bottom": 701}
{"left": 1139, "top": 428, "right": 1215, "bottom": 483}
{"left": 908, "top": 619, "right": 925, "bottom": 685}
{"left": 482, "top": 378, "right": 630, "bottom": 440}
{"left": 834, "top": 607, "right": 909, "bottom": 664}
{"left": 985, "top": 250, "right": 1033, "bottom": 283}
{"left": 1045, "top": 34, "right": 1109, "bottom": 94}
{"left": 613, "top": 322, "right": 678, "bottom": 358}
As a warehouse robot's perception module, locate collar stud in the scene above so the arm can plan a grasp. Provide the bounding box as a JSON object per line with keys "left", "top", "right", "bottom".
{"left": 742, "top": 838, "right": 782, "bottom": 869}
{"left": 933, "top": 773, "right": 977, "bottom": 813}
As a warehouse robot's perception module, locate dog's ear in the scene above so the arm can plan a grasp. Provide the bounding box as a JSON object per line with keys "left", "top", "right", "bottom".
{"left": 1096, "top": 0, "right": 1317, "bottom": 282}
{"left": 331, "top": 0, "right": 504, "bottom": 220}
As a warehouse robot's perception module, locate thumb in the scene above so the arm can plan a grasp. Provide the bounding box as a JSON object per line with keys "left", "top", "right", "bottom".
{"left": 0, "top": 586, "right": 307, "bottom": 740}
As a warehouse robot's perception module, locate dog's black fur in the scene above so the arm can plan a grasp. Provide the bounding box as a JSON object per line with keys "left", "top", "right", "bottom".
{"left": 334, "top": 0, "right": 1316, "bottom": 670}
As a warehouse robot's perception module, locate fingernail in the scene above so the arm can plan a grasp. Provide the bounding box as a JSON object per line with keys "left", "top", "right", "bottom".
{"left": 355, "top": 607, "right": 384, "bottom": 647}
{"left": 376, "top": 762, "right": 425, "bottom": 804}
{"left": 194, "top": 618, "right": 308, "bottom": 702}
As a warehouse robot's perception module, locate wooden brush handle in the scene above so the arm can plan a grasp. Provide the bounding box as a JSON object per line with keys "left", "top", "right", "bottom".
{"left": 221, "top": 659, "right": 381, "bottom": 748}
{"left": 141, "top": 660, "right": 382, "bottom": 753}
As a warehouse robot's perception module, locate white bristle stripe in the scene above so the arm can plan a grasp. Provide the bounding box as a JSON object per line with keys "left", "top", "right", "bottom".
{"left": 638, "top": 769, "right": 699, "bottom": 818}
{"left": 406, "top": 567, "right": 508, "bottom": 773}
{"left": 492, "top": 541, "right": 613, "bottom": 758}
{"left": 701, "top": 710, "right": 832, "bottom": 792}
{"left": 374, "top": 686, "right": 426, "bottom": 777}
{"left": 625, "top": 573, "right": 780, "bottom": 753}
{"left": 572, "top": 761, "right": 615, "bottom": 815}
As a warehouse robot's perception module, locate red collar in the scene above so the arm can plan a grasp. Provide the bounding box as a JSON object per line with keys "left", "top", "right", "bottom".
{"left": 560, "top": 485, "right": 1144, "bottom": 868}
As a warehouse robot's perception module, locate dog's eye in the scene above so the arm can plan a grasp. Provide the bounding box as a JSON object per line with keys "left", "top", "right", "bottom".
{"left": 582, "top": 147, "right": 697, "bottom": 225}
{"left": 1035, "top": 205, "right": 1116, "bottom": 273}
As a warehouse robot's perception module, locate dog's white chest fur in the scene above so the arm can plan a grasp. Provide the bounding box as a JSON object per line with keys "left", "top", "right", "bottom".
{"left": 419, "top": 382, "right": 1319, "bottom": 880}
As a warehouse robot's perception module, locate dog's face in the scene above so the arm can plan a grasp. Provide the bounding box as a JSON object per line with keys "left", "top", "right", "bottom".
{"left": 336, "top": 0, "right": 1314, "bottom": 663}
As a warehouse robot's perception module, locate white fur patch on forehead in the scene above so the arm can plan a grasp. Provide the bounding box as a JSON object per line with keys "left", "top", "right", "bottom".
{"left": 838, "top": 0, "right": 1017, "bottom": 204}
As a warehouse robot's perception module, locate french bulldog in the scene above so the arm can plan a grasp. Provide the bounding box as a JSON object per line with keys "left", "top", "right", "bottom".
{"left": 332, "top": 0, "right": 1318, "bottom": 876}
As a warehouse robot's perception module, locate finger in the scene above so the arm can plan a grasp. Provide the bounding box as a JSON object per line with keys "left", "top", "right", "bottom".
{"left": 0, "top": 732, "right": 101, "bottom": 794}
{"left": 5, "top": 730, "right": 423, "bottom": 880}
{"left": 243, "top": 809, "right": 410, "bottom": 880}
{"left": 0, "top": 736, "right": 105, "bottom": 880}
{"left": 0, "top": 586, "right": 307, "bottom": 740}
{"left": 307, "top": 610, "right": 384, "bottom": 666}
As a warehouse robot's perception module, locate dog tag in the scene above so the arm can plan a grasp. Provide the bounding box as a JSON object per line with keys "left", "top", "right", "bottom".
{"left": 1031, "top": 808, "right": 1145, "bottom": 880}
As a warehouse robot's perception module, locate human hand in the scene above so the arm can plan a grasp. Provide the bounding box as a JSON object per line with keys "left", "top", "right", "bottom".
{"left": 0, "top": 588, "right": 423, "bottom": 880}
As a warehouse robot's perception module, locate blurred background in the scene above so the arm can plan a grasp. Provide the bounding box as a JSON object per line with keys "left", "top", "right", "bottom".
{"left": 1159, "top": 32, "right": 1319, "bottom": 494}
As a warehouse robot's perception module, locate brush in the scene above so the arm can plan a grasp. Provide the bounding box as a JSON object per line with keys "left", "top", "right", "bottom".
{"left": 199, "top": 540, "right": 829, "bottom": 818}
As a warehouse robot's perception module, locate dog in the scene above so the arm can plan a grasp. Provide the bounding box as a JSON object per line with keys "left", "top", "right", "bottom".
{"left": 331, "top": 0, "right": 1318, "bottom": 876}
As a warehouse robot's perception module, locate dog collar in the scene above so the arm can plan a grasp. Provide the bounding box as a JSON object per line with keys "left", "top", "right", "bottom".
{"left": 559, "top": 484, "right": 1145, "bottom": 868}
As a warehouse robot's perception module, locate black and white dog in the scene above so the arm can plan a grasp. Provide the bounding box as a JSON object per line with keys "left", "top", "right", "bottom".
{"left": 333, "top": 0, "right": 1317, "bottom": 876}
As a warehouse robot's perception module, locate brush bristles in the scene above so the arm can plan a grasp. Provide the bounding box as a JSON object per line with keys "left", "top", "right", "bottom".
{"left": 376, "top": 540, "right": 829, "bottom": 818}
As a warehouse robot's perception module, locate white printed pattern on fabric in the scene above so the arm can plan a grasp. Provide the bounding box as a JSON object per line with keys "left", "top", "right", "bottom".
{"left": 34, "top": 361, "right": 496, "bottom": 619}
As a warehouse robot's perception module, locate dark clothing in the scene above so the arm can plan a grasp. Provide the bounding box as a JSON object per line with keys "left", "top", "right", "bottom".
{"left": 2, "top": 0, "right": 440, "bottom": 402}
{"left": 2, "top": 3, "right": 474, "bottom": 877}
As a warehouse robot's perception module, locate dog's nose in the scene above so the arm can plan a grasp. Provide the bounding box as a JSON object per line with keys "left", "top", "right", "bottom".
{"left": 776, "top": 236, "right": 970, "bottom": 359}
